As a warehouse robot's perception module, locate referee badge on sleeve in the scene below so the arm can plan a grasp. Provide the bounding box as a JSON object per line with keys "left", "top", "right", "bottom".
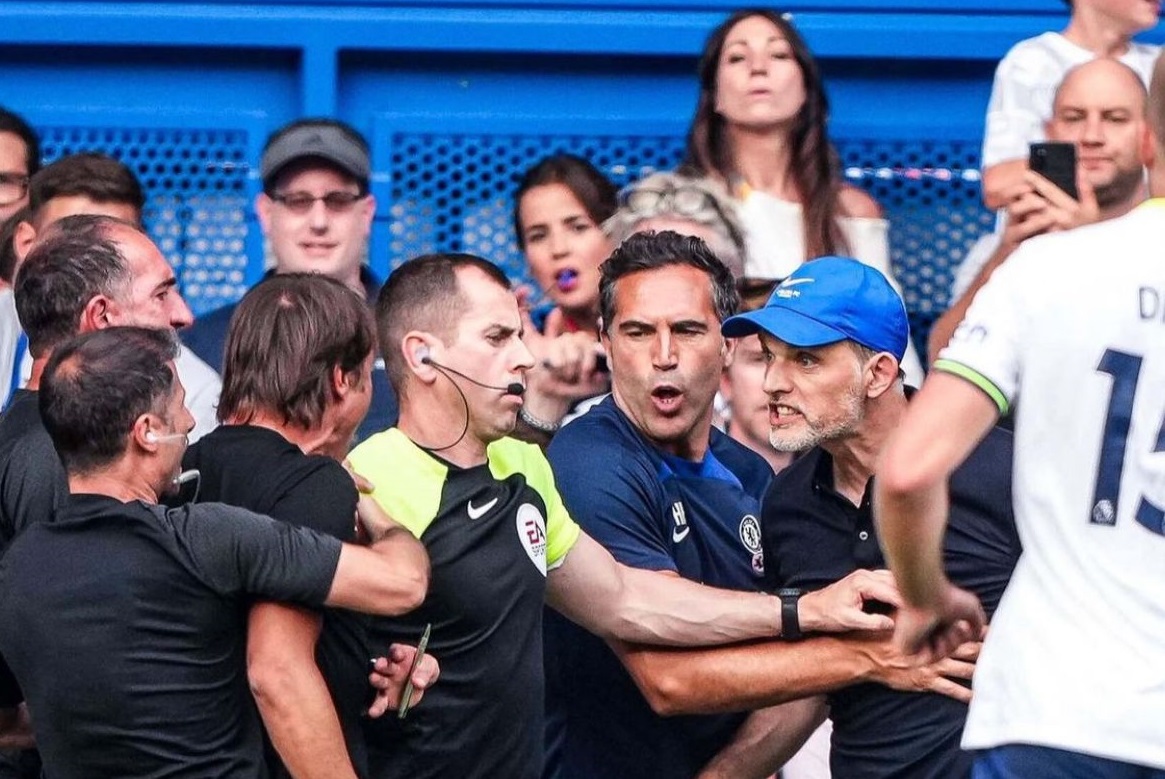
{"left": 517, "top": 503, "right": 548, "bottom": 576}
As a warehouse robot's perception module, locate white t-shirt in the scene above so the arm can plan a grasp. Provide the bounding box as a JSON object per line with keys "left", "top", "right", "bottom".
{"left": 935, "top": 200, "right": 1165, "bottom": 769}
{"left": 0, "top": 289, "right": 22, "bottom": 409}
{"left": 981, "top": 32, "right": 1159, "bottom": 169}
{"left": 738, "top": 190, "right": 925, "bottom": 386}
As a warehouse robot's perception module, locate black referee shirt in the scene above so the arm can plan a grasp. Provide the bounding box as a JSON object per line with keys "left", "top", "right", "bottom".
{"left": 762, "top": 423, "right": 1020, "bottom": 779}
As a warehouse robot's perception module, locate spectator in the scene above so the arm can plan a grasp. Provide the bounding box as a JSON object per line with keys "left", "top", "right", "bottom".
{"left": 875, "top": 50, "right": 1165, "bottom": 779}
{"left": 721, "top": 278, "right": 796, "bottom": 474}
{"left": 347, "top": 251, "right": 897, "bottom": 779}
{"left": 680, "top": 9, "right": 923, "bottom": 384}
{"left": 512, "top": 154, "right": 615, "bottom": 442}
{"left": 184, "top": 118, "right": 398, "bottom": 443}
{"left": 182, "top": 273, "right": 434, "bottom": 778}
{"left": 933, "top": 58, "right": 1150, "bottom": 358}
{"left": 0, "top": 153, "right": 222, "bottom": 435}
{"left": 0, "top": 325, "right": 432, "bottom": 777}
{"left": 0, "top": 107, "right": 38, "bottom": 224}
{"left": 1, "top": 214, "right": 191, "bottom": 561}
{"left": 979, "top": 0, "right": 1159, "bottom": 209}
{"left": 604, "top": 171, "right": 748, "bottom": 278}
{"left": 0, "top": 208, "right": 29, "bottom": 413}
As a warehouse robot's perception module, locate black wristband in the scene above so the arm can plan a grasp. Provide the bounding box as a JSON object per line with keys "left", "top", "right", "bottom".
{"left": 778, "top": 588, "right": 803, "bottom": 641}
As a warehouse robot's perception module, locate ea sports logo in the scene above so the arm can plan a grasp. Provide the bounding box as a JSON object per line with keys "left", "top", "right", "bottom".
{"left": 516, "top": 503, "right": 548, "bottom": 576}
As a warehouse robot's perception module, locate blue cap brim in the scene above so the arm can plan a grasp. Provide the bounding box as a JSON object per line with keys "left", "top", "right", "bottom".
{"left": 721, "top": 306, "right": 852, "bottom": 347}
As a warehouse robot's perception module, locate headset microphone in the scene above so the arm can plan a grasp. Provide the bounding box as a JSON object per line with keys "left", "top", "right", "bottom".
{"left": 419, "top": 354, "right": 525, "bottom": 396}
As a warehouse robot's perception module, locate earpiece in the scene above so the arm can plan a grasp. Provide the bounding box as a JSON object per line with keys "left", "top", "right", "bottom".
{"left": 145, "top": 431, "right": 158, "bottom": 443}
{"left": 416, "top": 346, "right": 431, "bottom": 365}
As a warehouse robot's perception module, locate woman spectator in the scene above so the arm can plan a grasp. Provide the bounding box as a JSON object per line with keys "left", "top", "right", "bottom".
{"left": 604, "top": 171, "right": 747, "bottom": 279}
{"left": 510, "top": 154, "right": 615, "bottom": 440}
{"left": 681, "top": 8, "right": 922, "bottom": 383}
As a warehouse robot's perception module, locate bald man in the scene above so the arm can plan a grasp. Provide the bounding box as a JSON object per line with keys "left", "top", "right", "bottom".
{"left": 878, "top": 50, "right": 1165, "bottom": 778}
{"left": 934, "top": 57, "right": 1151, "bottom": 357}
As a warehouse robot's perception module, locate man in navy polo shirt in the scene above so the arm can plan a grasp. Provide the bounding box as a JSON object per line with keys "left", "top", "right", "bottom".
{"left": 542, "top": 235, "right": 979, "bottom": 779}
{"left": 715, "top": 257, "right": 1020, "bottom": 778}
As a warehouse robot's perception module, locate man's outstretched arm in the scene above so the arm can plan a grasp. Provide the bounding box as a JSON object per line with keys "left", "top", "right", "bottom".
{"left": 612, "top": 630, "right": 978, "bottom": 716}
{"left": 547, "top": 533, "right": 898, "bottom": 647}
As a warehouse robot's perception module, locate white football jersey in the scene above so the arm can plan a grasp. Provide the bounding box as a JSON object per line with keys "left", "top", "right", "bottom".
{"left": 936, "top": 200, "right": 1165, "bottom": 769}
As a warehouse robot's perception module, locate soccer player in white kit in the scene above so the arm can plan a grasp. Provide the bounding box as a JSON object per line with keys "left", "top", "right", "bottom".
{"left": 873, "top": 54, "right": 1165, "bottom": 779}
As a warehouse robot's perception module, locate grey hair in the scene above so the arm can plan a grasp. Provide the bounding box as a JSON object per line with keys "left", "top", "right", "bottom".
{"left": 603, "top": 172, "right": 748, "bottom": 278}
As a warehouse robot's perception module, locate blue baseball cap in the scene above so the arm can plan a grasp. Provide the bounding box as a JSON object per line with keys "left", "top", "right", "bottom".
{"left": 721, "top": 256, "right": 909, "bottom": 360}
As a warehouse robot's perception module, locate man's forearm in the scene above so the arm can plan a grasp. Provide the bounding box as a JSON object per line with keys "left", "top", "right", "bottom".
{"left": 604, "top": 565, "right": 781, "bottom": 646}
{"left": 697, "top": 698, "right": 828, "bottom": 779}
{"left": 0, "top": 704, "right": 33, "bottom": 750}
{"left": 247, "top": 603, "right": 359, "bottom": 779}
{"left": 875, "top": 477, "right": 950, "bottom": 608}
{"left": 928, "top": 241, "right": 1015, "bottom": 362}
{"left": 614, "top": 635, "right": 874, "bottom": 715}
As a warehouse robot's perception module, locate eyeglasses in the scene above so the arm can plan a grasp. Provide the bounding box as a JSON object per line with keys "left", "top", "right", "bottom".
{"left": 0, "top": 172, "right": 30, "bottom": 208}
{"left": 271, "top": 190, "right": 365, "bottom": 214}
{"left": 622, "top": 185, "right": 720, "bottom": 219}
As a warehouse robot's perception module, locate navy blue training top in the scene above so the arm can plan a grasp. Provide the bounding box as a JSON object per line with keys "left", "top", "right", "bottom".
{"left": 543, "top": 396, "right": 773, "bottom": 779}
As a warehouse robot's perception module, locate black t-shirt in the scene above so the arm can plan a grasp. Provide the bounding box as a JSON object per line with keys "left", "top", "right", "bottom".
{"left": 0, "top": 494, "right": 341, "bottom": 779}
{"left": 0, "top": 389, "right": 66, "bottom": 779}
{"left": 762, "top": 424, "right": 1020, "bottom": 779}
{"left": 183, "top": 425, "right": 367, "bottom": 776}
{"left": 0, "top": 390, "right": 67, "bottom": 559}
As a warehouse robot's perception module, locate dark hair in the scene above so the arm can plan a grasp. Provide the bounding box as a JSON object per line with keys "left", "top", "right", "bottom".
{"left": 599, "top": 230, "right": 739, "bottom": 331}
{"left": 218, "top": 273, "right": 376, "bottom": 428}
{"left": 0, "top": 206, "right": 29, "bottom": 284}
{"left": 736, "top": 277, "right": 778, "bottom": 312}
{"left": 27, "top": 153, "right": 145, "bottom": 227}
{"left": 377, "top": 253, "right": 511, "bottom": 394}
{"left": 681, "top": 9, "right": 849, "bottom": 259}
{"left": 513, "top": 154, "right": 618, "bottom": 249}
{"left": 40, "top": 326, "right": 179, "bottom": 475}
{"left": 262, "top": 118, "right": 370, "bottom": 196}
{"left": 0, "top": 107, "right": 40, "bottom": 177}
{"left": 15, "top": 214, "right": 141, "bottom": 358}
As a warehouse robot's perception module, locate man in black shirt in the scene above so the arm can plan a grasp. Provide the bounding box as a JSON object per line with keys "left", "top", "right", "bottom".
{"left": 0, "top": 213, "right": 205, "bottom": 774}
{"left": 713, "top": 257, "right": 1020, "bottom": 778}
{"left": 183, "top": 273, "right": 433, "bottom": 778}
{"left": 0, "top": 213, "right": 189, "bottom": 558}
{"left": 0, "top": 326, "right": 430, "bottom": 778}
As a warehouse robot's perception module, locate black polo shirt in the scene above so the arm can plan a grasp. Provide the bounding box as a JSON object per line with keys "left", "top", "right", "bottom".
{"left": 762, "top": 423, "right": 1020, "bottom": 779}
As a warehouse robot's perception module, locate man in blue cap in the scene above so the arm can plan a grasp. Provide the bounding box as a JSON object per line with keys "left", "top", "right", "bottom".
{"left": 703, "top": 256, "right": 1021, "bottom": 778}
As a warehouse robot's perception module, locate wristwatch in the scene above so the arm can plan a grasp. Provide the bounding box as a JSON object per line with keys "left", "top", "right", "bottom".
{"left": 778, "top": 588, "right": 803, "bottom": 641}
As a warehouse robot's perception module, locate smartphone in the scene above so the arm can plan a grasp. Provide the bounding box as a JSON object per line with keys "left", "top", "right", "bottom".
{"left": 397, "top": 623, "right": 431, "bottom": 720}
{"left": 1029, "top": 142, "right": 1078, "bottom": 200}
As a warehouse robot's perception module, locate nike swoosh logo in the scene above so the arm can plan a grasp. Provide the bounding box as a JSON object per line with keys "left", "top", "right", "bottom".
{"left": 672, "top": 527, "right": 690, "bottom": 543}
{"left": 780, "top": 277, "right": 814, "bottom": 287}
{"left": 467, "top": 497, "right": 499, "bottom": 520}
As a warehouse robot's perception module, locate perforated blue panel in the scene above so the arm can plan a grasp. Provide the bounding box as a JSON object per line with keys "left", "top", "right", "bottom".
{"left": 39, "top": 126, "right": 253, "bottom": 316}
{"left": 839, "top": 138, "right": 994, "bottom": 340}
{"left": 381, "top": 130, "right": 993, "bottom": 347}
{"left": 383, "top": 132, "right": 685, "bottom": 281}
